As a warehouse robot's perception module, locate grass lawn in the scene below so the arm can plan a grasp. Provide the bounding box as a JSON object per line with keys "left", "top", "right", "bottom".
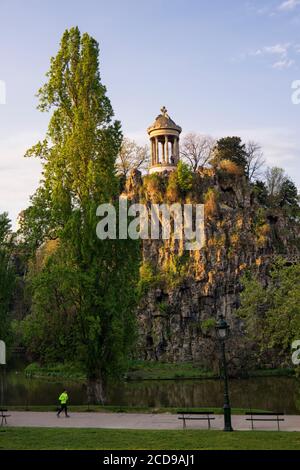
{"left": 0, "top": 428, "right": 300, "bottom": 450}
{"left": 127, "top": 361, "right": 216, "bottom": 380}
{"left": 23, "top": 361, "right": 295, "bottom": 381}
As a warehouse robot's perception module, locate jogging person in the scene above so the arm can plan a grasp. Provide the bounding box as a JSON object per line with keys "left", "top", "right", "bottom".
{"left": 57, "top": 390, "right": 70, "bottom": 417}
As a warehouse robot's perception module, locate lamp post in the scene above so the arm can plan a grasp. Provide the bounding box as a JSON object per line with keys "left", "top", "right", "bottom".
{"left": 0, "top": 341, "right": 6, "bottom": 409}
{"left": 215, "top": 315, "right": 233, "bottom": 432}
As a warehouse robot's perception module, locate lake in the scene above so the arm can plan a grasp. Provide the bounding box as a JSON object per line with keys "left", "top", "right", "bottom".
{"left": 3, "top": 372, "right": 300, "bottom": 413}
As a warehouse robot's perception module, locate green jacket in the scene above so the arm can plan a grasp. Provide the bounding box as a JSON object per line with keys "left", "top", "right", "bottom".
{"left": 59, "top": 392, "right": 68, "bottom": 404}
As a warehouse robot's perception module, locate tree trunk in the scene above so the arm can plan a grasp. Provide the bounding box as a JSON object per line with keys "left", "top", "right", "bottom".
{"left": 87, "top": 375, "right": 106, "bottom": 405}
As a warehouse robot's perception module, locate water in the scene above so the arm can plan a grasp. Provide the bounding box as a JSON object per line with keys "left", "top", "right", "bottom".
{"left": 3, "top": 372, "right": 300, "bottom": 414}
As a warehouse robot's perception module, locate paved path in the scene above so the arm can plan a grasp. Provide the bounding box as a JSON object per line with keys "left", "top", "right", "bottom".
{"left": 4, "top": 412, "right": 300, "bottom": 431}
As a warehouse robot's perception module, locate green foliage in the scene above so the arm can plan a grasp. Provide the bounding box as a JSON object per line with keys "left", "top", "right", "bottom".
{"left": 176, "top": 161, "right": 193, "bottom": 193}
{"left": 142, "top": 173, "right": 166, "bottom": 203}
{"left": 18, "top": 188, "right": 55, "bottom": 253}
{"left": 162, "top": 253, "right": 190, "bottom": 288}
{"left": 3, "top": 428, "right": 300, "bottom": 450}
{"left": 0, "top": 213, "right": 15, "bottom": 346}
{"left": 22, "top": 257, "right": 82, "bottom": 363}
{"left": 200, "top": 318, "right": 216, "bottom": 333}
{"left": 137, "top": 261, "right": 162, "bottom": 297}
{"left": 265, "top": 168, "right": 299, "bottom": 215}
{"left": 211, "top": 136, "right": 247, "bottom": 172}
{"left": 158, "top": 301, "right": 169, "bottom": 314}
{"left": 279, "top": 178, "right": 299, "bottom": 217}
{"left": 127, "top": 360, "right": 214, "bottom": 380}
{"left": 237, "top": 260, "right": 300, "bottom": 359}
{"left": 252, "top": 180, "right": 268, "bottom": 206}
{"left": 22, "top": 27, "right": 140, "bottom": 399}
{"left": 24, "top": 362, "right": 86, "bottom": 380}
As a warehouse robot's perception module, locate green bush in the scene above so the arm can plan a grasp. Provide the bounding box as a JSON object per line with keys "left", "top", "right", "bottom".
{"left": 177, "top": 161, "right": 193, "bottom": 193}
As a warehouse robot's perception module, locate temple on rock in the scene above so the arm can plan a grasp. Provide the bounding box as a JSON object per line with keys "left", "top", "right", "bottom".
{"left": 148, "top": 106, "right": 182, "bottom": 174}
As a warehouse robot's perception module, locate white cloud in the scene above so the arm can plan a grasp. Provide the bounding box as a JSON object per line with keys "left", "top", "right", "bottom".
{"left": 248, "top": 0, "right": 300, "bottom": 15}
{"left": 272, "top": 58, "right": 295, "bottom": 68}
{"left": 248, "top": 42, "right": 297, "bottom": 69}
{"left": 278, "top": 0, "right": 300, "bottom": 11}
{"left": 253, "top": 43, "right": 290, "bottom": 57}
{"left": 264, "top": 44, "right": 290, "bottom": 55}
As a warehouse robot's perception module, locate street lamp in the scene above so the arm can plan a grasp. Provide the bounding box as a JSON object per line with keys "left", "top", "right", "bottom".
{"left": 215, "top": 315, "right": 233, "bottom": 432}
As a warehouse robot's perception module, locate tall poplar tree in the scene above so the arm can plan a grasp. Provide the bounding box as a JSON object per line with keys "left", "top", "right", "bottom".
{"left": 24, "top": 27, "right": 139, "bottom": 402}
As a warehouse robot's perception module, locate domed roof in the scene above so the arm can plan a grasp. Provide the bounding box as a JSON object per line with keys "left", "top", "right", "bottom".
{"left": 148, "top": 107, "right": 182, "bottom": 134}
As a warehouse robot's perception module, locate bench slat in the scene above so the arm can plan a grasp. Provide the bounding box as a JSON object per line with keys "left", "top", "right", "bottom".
{"left": 246, "top": 418, "right": 284, "bottom": 422}
{"left": 177, "top": 411, "right": 215, "bottom": 415}
{"left": 245, "top": 412, "right": 284, "bottom": 416}
{"left": 178, "top": 417, "right": 215, "bottom": 421}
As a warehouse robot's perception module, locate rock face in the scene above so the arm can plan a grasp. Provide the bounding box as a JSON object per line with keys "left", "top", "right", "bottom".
{"left": 125, "top": 168, "right": 300, "bottom": 374}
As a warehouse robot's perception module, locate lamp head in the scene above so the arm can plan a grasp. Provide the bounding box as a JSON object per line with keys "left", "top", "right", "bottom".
{"left": 215, "top": 315, "right": 230, "bottom": 341}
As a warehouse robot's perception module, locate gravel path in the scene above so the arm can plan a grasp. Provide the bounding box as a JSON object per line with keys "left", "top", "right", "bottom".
{"left": 3, "top": 412, "right": 300, "bottom": 431}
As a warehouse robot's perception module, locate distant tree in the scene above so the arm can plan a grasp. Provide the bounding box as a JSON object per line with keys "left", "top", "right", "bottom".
{"left": 180, "top": 133, "right": 215, "bottom": 171}
{"left": 0, "top": 213, "right": 15, "bottom": 345}
{"left": 116, "top": 137, "right": 149, "bottom": 178}
{"left": 265, "top": 167, "right": 286, "bottom": 198}
{"left": 279, "top": 179, "right": 299, "bottom": 208}
{"left": 211, "top": 136, "right": 247, "bottom": 172}
{"left": 245, "top": 141, "right": 265, "bottom": 181}
{"left": 264, "top": 167, "right": 299, "bottom": 215}
{"left": 0, "top": 212, "right": 12, "bottom": 246}
{"left": 252, "top": 180, "right": 269, "bottom": 206}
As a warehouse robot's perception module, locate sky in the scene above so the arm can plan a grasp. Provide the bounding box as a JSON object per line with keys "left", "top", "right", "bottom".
{"left": 0, "top": 0, "right": 300, "bottom": 226}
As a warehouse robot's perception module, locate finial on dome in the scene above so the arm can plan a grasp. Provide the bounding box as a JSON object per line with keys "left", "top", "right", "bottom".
{"left": 160, "top": 106, "right": 168, "bottom": 117}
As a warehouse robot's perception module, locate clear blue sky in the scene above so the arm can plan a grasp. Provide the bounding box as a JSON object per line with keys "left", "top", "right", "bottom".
{"left": 0, "top": 0, "right": 299, "bottom": 225}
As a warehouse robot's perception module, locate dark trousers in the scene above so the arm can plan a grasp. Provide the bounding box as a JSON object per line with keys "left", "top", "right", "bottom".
{"left": 57, "top": 403, "right": 68, "bottom": 416}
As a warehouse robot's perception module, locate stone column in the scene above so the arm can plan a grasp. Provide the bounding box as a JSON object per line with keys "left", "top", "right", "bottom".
{"left": 174, "top": 138, "right": 178, "bottom": 162}
{"left": 171, "top": 139, "right": 175, "bottom": 163}
{"left": 162, "top": 139, "right": 165, "bottom": 164}
{"left": 165, "top": 135, "right": 169, "bottom": 164}
{"left": 155, "top": 137, "right": 159, "bottom": 165}
{"left": 150, "top": 138, "right": 154, "bottom": 166}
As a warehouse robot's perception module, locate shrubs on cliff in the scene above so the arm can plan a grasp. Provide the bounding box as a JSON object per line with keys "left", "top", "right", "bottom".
{"left": 176, "top": 161, "right": 193, "bottom": 193}
{"left": 219, "top": 159, "right": 244, "bottom": 176}
{"left": 204, "top": 188, "right": 219, "bottom": 219}
{"left": 138, "top": 261, "right": 162, "bottom": 297}
{"left": 143, "top": 163, "right": 194, "bottom": 203}
{"left": 143, "top": 174, "right": 166, "bottom": 203}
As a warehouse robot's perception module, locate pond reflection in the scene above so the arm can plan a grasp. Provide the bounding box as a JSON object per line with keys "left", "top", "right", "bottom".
{"left": 3, "top": 373, "right": 300, "bottom": 414}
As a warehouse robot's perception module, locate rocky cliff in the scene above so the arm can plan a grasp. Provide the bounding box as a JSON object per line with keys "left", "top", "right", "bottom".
{"left": 124, "top": 167, "right": 300, "bottom": 374}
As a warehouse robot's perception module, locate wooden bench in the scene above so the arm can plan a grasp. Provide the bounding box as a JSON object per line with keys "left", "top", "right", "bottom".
{"left": 177, "top": 411, "right": 215, "bottom": 429}
{"left": 246, "top": 412, "right": 284, "bottom": 431}
{"left": 0, "top": 409, "right": 10, "bottom": 426}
